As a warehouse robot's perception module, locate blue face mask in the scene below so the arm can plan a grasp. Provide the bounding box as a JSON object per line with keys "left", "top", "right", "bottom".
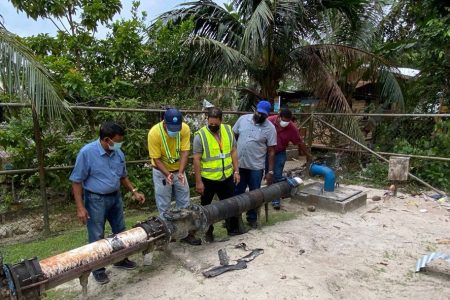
{"left": 167, "top": 130, "right": 179, "bottom": 138}
{"left": 108, "top": 141, "right": 123, "bottom": 151}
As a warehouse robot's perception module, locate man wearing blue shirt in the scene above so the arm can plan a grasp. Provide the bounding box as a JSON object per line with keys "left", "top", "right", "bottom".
{"left": 70, "top": 122, "right": 145, "bottom": 284}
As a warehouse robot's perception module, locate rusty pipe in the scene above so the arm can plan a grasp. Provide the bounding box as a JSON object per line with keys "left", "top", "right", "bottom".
{"left": 1, "top": 177, "right": 303, "bottom": 300}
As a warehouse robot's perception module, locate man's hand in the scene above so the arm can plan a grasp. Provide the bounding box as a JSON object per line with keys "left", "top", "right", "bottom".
{"left": 265, "top": 172, "right": 273, "bottom": 185}
{"left": 177, "top": 172, "right": 185, "bottom": 186}
{"left": 195, "top": 180, "right": 205, "bottom": 195}
{"left": 77, "top": 206, "right": 90, "bottom": 224}
{"left": 133, "top": 191, "right": 145, "bottom": 204}
{"left": 233, "top": 172, "right": 240, "bottom": 185}
{"left": 166, "top": 173, "right": 174, "bottom": 185}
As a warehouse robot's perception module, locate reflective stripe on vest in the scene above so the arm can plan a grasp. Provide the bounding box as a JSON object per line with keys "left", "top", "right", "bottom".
{"left": 198, "top": 124, "right": 233, "bottom": 180}
{"left": 159, "top": 122, "right": 180, "bottom": 164}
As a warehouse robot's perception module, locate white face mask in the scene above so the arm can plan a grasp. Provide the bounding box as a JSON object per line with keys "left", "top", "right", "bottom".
{"left": 279, "top": 120, "right": 290, "bottom": 128}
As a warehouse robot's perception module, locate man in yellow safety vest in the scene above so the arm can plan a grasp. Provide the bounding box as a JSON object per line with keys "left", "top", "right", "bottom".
{"left": 193, "top": 107, "right": 243, "bottom": 242}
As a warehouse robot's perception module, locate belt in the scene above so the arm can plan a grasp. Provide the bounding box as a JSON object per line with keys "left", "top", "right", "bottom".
{"left": 85, "top": 190, "right": 119, "bottom": 197}
{"left": 152, "top": 166, "right": 180, "bottom": 174}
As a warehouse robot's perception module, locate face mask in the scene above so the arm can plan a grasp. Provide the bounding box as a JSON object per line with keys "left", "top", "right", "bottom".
{"left": 253, "top": 113, "right": 267, "bottom": 124}
{"left": 279, "top": 120, "right": 290, "bottom": 128}
{"left": 208, "top": 124, "right": 220, "bottom": 133}
{"left": 167, "top": 130, "right": 179, "bottom": 138}
{"left": 108, "top": 140, "right": 123, "bottom": 151}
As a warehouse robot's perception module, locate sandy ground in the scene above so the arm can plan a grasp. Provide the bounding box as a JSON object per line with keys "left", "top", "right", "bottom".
{"left": 54, "top": 181, "right": 450, "bottom": 300}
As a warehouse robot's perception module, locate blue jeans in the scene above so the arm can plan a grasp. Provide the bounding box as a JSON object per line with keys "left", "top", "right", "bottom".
{"left": 235, "top": 168, "right": 264, "bottom": 222}
{"left": 152, "top": 168, "right": 190, "bottom": 219}
{"left": 84, "top": 190, "right": 125, "bottom": 275}
{"left": 265, "top": 150, "right": 287, "bottom": 206}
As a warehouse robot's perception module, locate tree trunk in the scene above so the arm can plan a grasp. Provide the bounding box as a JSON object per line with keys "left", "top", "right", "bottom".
{"left": 31, "top": 105, "right": 50, "bottom": 236}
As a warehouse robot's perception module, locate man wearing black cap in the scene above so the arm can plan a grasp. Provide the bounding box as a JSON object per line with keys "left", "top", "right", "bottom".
{"left": 147, "top": 108, "right": 201, "bottom": 245}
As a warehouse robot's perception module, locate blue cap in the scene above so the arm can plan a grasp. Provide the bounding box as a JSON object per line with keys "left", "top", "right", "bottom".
{"left": 256, "top": 100, "right": 271, "bottom": 115}
{"left": 164, "top": 108, "right": 182, "bottom": 132}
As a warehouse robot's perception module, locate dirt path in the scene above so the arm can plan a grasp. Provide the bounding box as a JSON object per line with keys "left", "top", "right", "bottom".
{"left": 55, "top": 184, "right": 450, "bottom": 300}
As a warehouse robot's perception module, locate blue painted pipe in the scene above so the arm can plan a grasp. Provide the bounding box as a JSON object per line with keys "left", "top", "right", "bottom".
{"left": 310, "top": 163, "right": 336, "bottom": 192}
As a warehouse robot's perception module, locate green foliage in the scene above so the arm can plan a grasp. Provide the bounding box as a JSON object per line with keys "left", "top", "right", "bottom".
{"left": 392, "top": 120, "right": 450, "bottom": 191}
{"left": 0, "top": 110, "right": 35, "bottom": 170}
{"left": 10, "top": 0, "right": 122, "bottom": 32}
{"left": 361, "top": 157, "right": 389, "bottom": 187}
{"left": 381, "top": 1, "right": 450, "bottom": 112}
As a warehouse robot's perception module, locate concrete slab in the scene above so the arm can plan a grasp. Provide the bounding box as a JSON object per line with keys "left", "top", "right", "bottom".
{"left": 293, "top": 182, "right": 367, "bottom": 213}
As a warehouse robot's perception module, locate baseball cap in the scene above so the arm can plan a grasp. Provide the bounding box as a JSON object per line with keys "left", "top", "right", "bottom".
{"left": 256, "top": 100, "right": 271, "bottom": 115}
{"left": 164, "top": 108, "right": 182, "bottom": 132}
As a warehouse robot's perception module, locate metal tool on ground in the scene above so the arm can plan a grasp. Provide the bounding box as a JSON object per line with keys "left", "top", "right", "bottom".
{"left": 218, "top": 249, "right": 230, "bottom": 266}
{"left": 0, "top": 177, "right": 303, "bottom": 300}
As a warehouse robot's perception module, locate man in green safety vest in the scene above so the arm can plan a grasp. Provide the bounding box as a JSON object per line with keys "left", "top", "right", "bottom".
{"left": 148, "top": 108, "right": 201, "bottom": 245}
{"left": 193, "top": 107, "right": 244, "bottom": 242}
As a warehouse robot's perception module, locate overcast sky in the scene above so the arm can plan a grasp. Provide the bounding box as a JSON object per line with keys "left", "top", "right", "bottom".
{"left": 1, "top": 0, "right": 227, "bottom": 37}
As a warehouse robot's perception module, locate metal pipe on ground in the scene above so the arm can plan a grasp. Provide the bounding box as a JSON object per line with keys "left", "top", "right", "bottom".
{"left": 0, "top": 178, "right": 303, "bottom": 300}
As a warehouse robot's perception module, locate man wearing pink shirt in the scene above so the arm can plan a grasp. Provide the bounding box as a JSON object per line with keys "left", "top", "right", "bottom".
{"left": 267, "top": 108, "right": 313, "bottom": 209}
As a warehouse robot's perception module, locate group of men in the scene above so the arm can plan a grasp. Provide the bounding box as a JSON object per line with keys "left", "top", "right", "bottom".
{"left": 69, "top": 100, "right": 312, "bottom": 284}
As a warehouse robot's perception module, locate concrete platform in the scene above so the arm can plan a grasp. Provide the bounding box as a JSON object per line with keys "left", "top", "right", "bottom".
{"left": 293, "top": 182, "right": 367, "bottom": 213}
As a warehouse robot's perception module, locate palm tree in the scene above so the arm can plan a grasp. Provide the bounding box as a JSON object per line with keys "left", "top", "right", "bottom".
{"left": 159, "top": 0, "right": 404, "bottom": 142}
{"left": 0, "top": 23, "right": 71, "bottom": 234}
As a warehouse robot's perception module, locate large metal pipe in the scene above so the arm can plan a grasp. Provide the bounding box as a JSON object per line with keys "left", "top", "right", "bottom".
{"left": 0, "top": 178, "right": 302, "bottom": 300}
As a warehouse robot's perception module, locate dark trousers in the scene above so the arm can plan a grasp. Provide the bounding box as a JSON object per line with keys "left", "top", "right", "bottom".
{"left": 201, "top": 176, "right": 240, "bottom": 234}
{"left": 235, "top": 168, "right": 264, "bottom": 222}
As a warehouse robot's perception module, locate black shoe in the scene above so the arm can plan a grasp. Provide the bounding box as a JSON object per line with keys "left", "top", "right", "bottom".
{"left": 273, "top": 204, "right": 281, "bottom": 210}
{"left": 204, "top": 231, "right": 214, "bottom": 243}
{"left": 93, "top": 272, "right": 110, "bottom": 285}
{"left": 180, "top": 234, "right": 202, "bottom": 246}
{"left": 247, "top": 221, "right": 258, "bottom": 229}
{"left": 227, "top": 228, "right": 245, "bottom": 236}
{"left": 113, "top": 258, "right": 137, "bottom": 270}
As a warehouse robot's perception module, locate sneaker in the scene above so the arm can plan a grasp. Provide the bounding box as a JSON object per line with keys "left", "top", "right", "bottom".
{"left": 227, "top": 229, "right": 245, "bottom": 236}
{"left": 247, "top": 221, "right": 258, "bottom": 229}
{"left": 113, "top": 258, "right": 137, "bottom": 270}
{"left": 272, "top": 200, "right": 281, "bottom": 210}
{"left": 180, "top": 233, "right": 202, "bottom": 246}
{"left": 204, "top": 231, "right": 214, "bottom": 243}
{"left": 93, "top": 272, "right": 110, "bottom": 285}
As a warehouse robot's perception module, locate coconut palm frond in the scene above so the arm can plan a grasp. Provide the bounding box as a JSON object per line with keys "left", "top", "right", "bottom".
{"left": 378, "top": 67, "right": 405, "bottom": 111}
{"left": 322, "top": 2, "right": 381, "bottom": 50}
{"left": 189, "top": 36, "right": 250, "bottom": 83}
{"left": 293, "top": 47, "right": 366, "bottom": 143}
{"left": 300, "top": 44, "right": 405, "bottom": 111}
{"left": 0, "top": 26, "right": 71, "bottom": 121}
{"left": 241, "top": 0, "right": 273, "bottom": 56}
{"left": 158, "top": 1, "right": 243, "bottom": 48}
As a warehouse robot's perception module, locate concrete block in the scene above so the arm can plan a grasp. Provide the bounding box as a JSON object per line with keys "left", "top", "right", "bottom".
{"left": 293, "top": 182, "right": 367, "bottom": 213}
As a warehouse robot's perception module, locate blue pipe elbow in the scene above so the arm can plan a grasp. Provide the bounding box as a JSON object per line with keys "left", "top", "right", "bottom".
{"left": 310, "top": 163, "right": 336, "bottom": 192}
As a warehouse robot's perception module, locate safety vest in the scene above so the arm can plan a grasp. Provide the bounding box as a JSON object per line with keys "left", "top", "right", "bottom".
{"left": 197, "top": 124, "right": 234, "bottom": 180}
{"left": 159, "top": 122, "right": 180, "bottom": 164}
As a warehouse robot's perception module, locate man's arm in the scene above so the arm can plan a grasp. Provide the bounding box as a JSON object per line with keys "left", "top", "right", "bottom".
{"left": 298, "top": 141, "right": 313, "bottom": 163}
{"left": 72, "top": 182, "right": 89, "bottom": 224}
{"left": 120, "top": 176, "right": 145, "bottom": 204}
{"left": 266, "top": 146, "right": 275, "bottom": 185}
{"left": 231, "top": 146, "right": 240, "bottom": 184}
{"left": 193, "top": 153, "right": 204, "bottom": 194}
